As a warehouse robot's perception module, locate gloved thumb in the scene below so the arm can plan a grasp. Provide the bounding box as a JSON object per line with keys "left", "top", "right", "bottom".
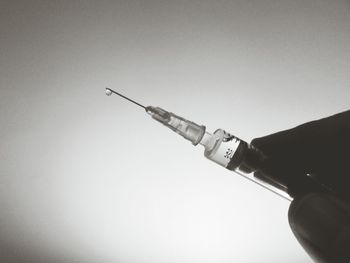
{"left": 289, "top": 193, "right": 350, "bottom": 262}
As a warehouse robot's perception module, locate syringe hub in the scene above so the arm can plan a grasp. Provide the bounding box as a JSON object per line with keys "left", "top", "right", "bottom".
{"left": 146, "top": 106, "right": 206, "bottom": 145}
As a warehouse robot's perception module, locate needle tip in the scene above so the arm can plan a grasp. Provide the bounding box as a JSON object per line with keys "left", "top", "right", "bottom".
{"left": 105, "top": 88, "right": 112, "bottom": 96}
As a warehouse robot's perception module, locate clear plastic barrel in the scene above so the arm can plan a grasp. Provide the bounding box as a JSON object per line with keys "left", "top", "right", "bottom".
{"left": 200, "top": 129, "right": 292, "bottom": 201}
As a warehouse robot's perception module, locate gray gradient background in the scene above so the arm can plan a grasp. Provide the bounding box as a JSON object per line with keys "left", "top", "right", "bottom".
{"left": 1, "top": 0, "right": 350, "bottom": 262}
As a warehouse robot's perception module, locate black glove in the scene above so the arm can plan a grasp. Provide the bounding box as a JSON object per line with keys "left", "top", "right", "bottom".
{"left": 251, "top": 110, "right": 350, "bottom": 262}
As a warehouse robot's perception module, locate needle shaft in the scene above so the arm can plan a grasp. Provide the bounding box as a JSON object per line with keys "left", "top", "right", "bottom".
{"left": 105, "top": 88, "right": 146, "bottom": 109}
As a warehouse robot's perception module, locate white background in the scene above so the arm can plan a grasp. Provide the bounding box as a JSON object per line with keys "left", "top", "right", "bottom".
{"left": 1, "top": 0, "right": 350, "bottom": 262}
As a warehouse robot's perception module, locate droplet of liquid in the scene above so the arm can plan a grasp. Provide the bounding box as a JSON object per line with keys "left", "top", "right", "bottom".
{"left": 105, "top": 88, "right": 112, "bottom": 96}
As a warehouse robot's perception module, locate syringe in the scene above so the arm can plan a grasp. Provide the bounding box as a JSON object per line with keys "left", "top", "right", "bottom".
{"left": 105, "top": 88, "right": 332, "bottom": 201}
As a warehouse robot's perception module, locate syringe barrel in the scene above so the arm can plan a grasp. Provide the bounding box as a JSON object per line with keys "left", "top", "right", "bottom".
{"left": 200, "top": 129, "right": 293, "bottom": 200}
{"left": 201, "top": 129, "right": 338, "bottom": 200}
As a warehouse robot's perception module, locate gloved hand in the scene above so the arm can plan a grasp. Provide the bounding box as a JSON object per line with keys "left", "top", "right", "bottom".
{"left": 251, "top": 110, "right": 350, "bottom": 262}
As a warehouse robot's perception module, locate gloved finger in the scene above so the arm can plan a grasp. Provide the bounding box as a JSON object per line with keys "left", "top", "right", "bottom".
{"left": 251, "top": 110, "right": 350, "bottom": 173}
{"left": 252, "top": 111, "right": 350, "bottom": 199}
{"left": 288, "top": 193, "right": 350, "bottom": 263}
